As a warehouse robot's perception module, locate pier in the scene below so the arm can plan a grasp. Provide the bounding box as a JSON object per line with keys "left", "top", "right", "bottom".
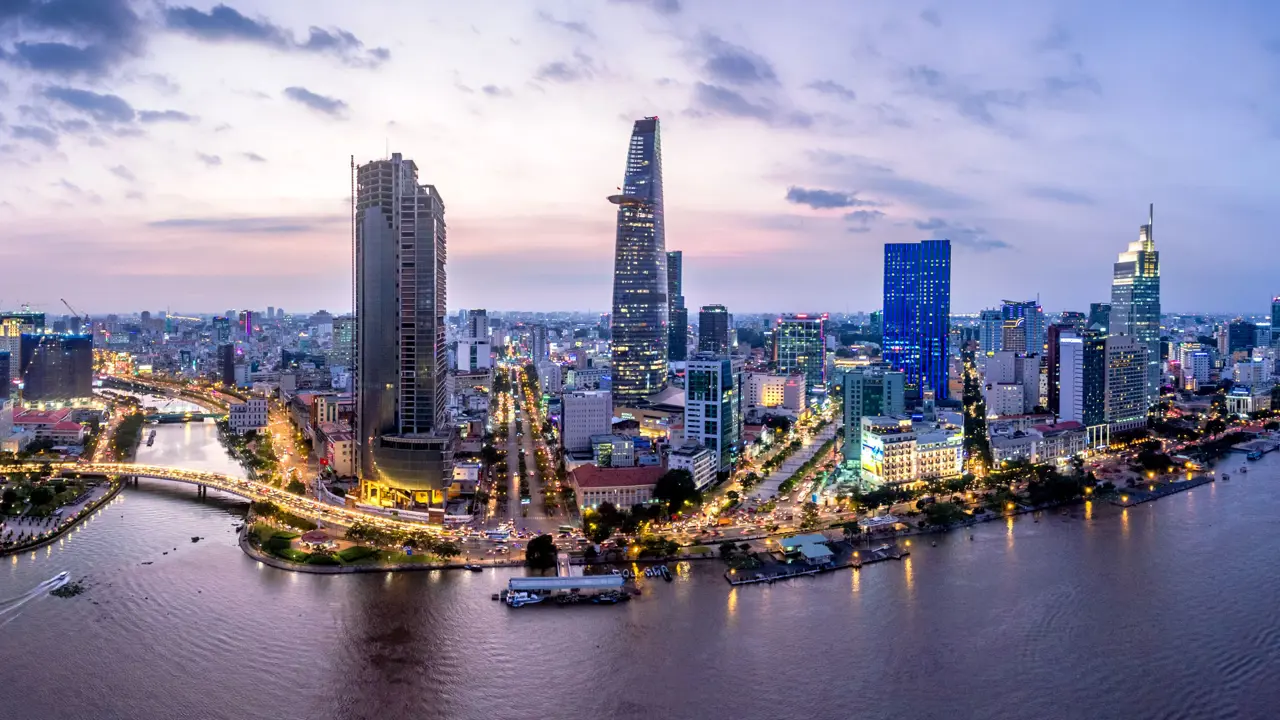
{"left": 725, "top": 541, "right": 909, "bottom": 586}
{"left": 1110, "top": 475, "right": 1214, "bottom": 507}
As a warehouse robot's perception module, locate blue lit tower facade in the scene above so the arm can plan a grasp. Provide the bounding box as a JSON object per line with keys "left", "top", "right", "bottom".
{"left": 882, "top": 239, "right": 951, "bottom": 400}
{"left": 609, "top": 117, "right": 668, "bottom": 405}
{"left": 1109, "top": 204, "right": 1160, "bottom": 410}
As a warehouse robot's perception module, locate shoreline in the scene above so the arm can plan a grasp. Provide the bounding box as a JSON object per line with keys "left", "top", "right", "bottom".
{"left": 0, "top": 480, "right": 125, "bottom": 558}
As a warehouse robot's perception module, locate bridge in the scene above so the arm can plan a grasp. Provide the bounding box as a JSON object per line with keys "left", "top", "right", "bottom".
{"left": 144, "top": 412, "right": 225, "bottom": 423}
{"left": 11, "top": 462, "right": 438, "bottom": 536}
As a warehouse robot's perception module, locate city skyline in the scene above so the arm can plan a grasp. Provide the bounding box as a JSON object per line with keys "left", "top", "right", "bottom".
{"left": 2, "top": 2, "right": 1280, "bottom": 314}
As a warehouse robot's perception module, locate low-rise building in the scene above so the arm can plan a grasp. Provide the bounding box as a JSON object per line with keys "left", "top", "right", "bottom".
{"left": 228, "top": 397, "right": 269, "bottom": 434}
{"left": 590, "top": 433, "right": 635, "bottom": 468}
{"left": 1226, "top": 384, "right": 1273, "bottom": 416}
{"left": 12, "top": 408, "right": 86, "bottom": 445}
{"left": 569, "top": 464, "right": 664, "bottom": 510}
{"left": 860, "top": 415, "right": 962, "bottom": 486}
{"left": 667, "top": 443, "right": 716, "bottom": 490}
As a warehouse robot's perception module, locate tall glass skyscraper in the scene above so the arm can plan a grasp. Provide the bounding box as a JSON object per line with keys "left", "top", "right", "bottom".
{"left": 774, "top": 314, "right": 826, "bottom": 390}
{"left": 1001, "top": 299, "right": 1045, "bottom": 355}
{"left": 609, "top": 117, "right": 668, "bottom": 404}
{"left": 1271, "top": 296, "right": 1280, "bottom": 346}
{"left": 1109, "top": 205, "right": 1161, "bottom": 410}
{"left": 667, "top": 250, "right": 687, "bottom": 362}
{"left": 354, "top": 153, "right": 451, "bottom": 510}
{"left": 883, "top": 239, "right": 951, "bottom": 400}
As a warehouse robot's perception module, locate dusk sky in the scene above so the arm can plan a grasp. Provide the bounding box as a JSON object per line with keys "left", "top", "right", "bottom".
{"left": 2, "top": 0, "right": 1278, "bottom": 316}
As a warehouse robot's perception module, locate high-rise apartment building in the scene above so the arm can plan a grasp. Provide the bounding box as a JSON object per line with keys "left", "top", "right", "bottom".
{"left": 883, "top": 239, "right": 951, "bottom": 399}
{"left": 979, "top": 309, "right": 1003, "bottom": 354}
{"left": 328, "top": 315, "right": 355, "bottom": 369}
{"left": 1177, "top": 343, "right": 1211, "bottom": 389}
{"left": 1088, "top": 303, "right": 1111, "bottom": 334}
{"left": 20, "top": 334, "right": 92, "bottom": 402}
{"left": 1000, "top": 319, "right": 1027, "bottom": 354}
{"left": 355, "top": 153, "right": 451, "bottom": 509}
{"left": 1109, "top": 205, "right": 1161, "bottom": 410}
{"left": 530, "top": 324, "right": 548, "bottom": 362}
{"left": 698, "top": 305, "right": 732, "bottom": 355}
{"left": 1001, "top": 300, "right": 1045, "bottom": 355}
{"left": 218, "top": 343, "right": 235, "bottom": 387}
{"left": 667, "top": 250, "right": 687, "bottom": 362}
{"left": 684, "top": 352, "right": 743, "bottom": 473}
{"left": 1272, "top": 297, "right": 1280, "bottom": 346}
{"left": 1104, "top": 335, "right": 1148, "bottom": 433}
{"left": 609, "top": 117, "right": 668, "bottom": 404}
{"left": 774, "top": 314, "right": 827, "bottom": 390}
{"left": 462, "top": 309, "right": 489, "bottom": 342}
{"left": 0, "top": 318, "right": 22, "bottom": 384}
{"left": 839, "top": 364, "right": 905, "bottom": 465}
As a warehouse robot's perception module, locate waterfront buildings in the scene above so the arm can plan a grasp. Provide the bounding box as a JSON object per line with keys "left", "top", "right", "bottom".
{"left": 228, "top": 397, "right": 269, "bottom": 435}
{"left": 1109, "top": 205, "right": 1161, "bottom": 410}
{"left": 609, "top": 117, "right": 668, "bottom": 405}
{"left": 990, "top": 421, "right": 1088, "bottom": 465}
{"left": 562, "top": 390, "right": 613, "bottom": 453}
{"left": 569, "top": 464, "right": 663, "bottom": 510}
{"left": 354, "top": 152, "right": 452, "bottom": 509}
{"left": 1104, "top": 335, "right": 1148, "bottom": 433}
{"left": 839, "top": 365, "right": 905, "bottom": 465}
{"left": 684, "top": 352, "right": 743, "bottom": 472}
{"left": 859, "top": 415, "right": 962, "bottom": 486}
{"left": 1057, "top": 331, "right": 1109, "bottom": 445}
{"left": 668, "top": 443, "right": 716, "bottom": 490}
{"left": 698, "top": 305, "right": 732, "bottom": 355}
{"left": 773, "top": 314, "right": 827, "bottom": 391}
{"left": 667, "top": 250, "right": 687, "bottom": 362}
{"left": 883, "top": 239, "right": 951, "bottom": 400}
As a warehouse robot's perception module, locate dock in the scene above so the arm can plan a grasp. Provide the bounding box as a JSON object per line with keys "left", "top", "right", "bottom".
{"left": 1110, "top": 475, "right": 1214, "bottom": 507}
{"left": 724, "top": 541, "right": 909, "bottom": 586}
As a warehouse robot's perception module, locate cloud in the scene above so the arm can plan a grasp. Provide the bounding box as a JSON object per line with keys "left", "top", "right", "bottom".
{"left": 536, "top": 11, "right": 595, "bottom": 39}
{"left": 904, "top": 65, "right": 1027, "bottom": 128}
{"left": 1025, "top": 185, "right": 1094, "bottom": 205}
{"left": 11, "top": 125, "right": 58, "bottom": 148}
{"left": 688, "top": 82, "right": 813, "bottom": 128}
{"left": 163, "top": 4, "right": 389, "bottom": 67}
{"left": 697, "top": 33, "right": 777, "bottom": 86}
{"left": 535, "top": 51, "right": 597, "bottom": 83}
{"left": 242, "top": 152, "right": 266, "bottom": 162}
{"left": 609, "top": 0, "right": 681, "bottom": 14}
{"left": 0, "top": 0, "right": 145, "bottom": 76}
{"left": 43, "top": 86, "right": 135, "bottom": 122}
{"left": 55, "top": 178, "right": 102, "bottom": 203}
{"left": 844, "top": 209, "right": 885, "bottom": 233}
{"left": 920, "top": 9, "right": 942, "bottom": 27}
{"left": 196, "top": 152, "right": 222, "bottom": 167}
{"left": 139, "top": 109, "right": 196, "bottom": 123}
{"left": 785, "top": 186, "right": 876, "bottom": 209}
{"left": 805, "top": 79, "right": 856, "bottom": 102}
{"left": 283, "top": 86, "right": 347, "bottom": 117}
{"left": 913, "top": 217, "right": 1010, "bottom": 251}
{"left": 481, "top": 84, "right": 513, "bottom": 98}
{"left": 148, "top": 215, "right": 344, "bottom": 234}
{"left": 109, "top": 165, "right": 136, "bottom": 182}
{"left": 808, "top": 151, "right": 976, "bottom": 211}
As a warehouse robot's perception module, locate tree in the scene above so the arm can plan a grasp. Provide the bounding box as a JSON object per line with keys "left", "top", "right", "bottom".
{"left": 725, "top": 490, "right": 740, "bottom": 504}
{"left": 285, "top": 480, "right": 307, "bottom": 495}
{"left": 653, "top": 469, "right": 701, "bottom": 516}
{"left": 2, "top": 488, "right": 17, "bottom": 505}
{"left": 718, "top": 540, "right": 737, "bottom": 558}
{"left": 841, "top": 521, "right": 861, "bottom": 542}
{"left": 29, "top": 486, "right": 54, "bottom": 507}
{"left": 800, "top": 500, "right": 820, "bottom": 530}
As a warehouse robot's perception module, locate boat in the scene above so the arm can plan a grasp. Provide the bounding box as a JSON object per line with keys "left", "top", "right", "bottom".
{"left": 1240, "top": 466, "right": 1248, "bottom": 474}
{"left": 505, "top": 591, "right": 544, "bottom": 608}
{"left": 463, "top": 564, "right": 483, "bottom": 571}
{"left": 643, "top": 567, "right": 653, "bottom": 577}
{"left": 1222, "top": 473, "right": 1230, "bottom": 481}
{"left": 51, "top": 571, "right": 70, "bottom": 585}
{"left": 1248, "top": 451, "right": 1262, "bottom": 461}
{"left": 661, "top": 565, "right": 673, "bottom": 582}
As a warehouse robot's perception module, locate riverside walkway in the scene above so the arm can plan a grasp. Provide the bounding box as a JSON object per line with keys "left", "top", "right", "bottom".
{"left": 7, "top": 462, "right": 440, "bottom": 535}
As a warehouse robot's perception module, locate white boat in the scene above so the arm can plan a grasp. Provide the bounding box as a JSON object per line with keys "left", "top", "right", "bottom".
{"left": 505, "top": 591, "right": 543, "bottom": 608}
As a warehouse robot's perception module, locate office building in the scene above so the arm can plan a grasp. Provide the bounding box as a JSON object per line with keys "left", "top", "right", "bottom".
{"left": 456, "top": 338, "right": 492, "bottom": 372}
{"left": 1104, "top": 335, "right": 1147, "bottom": 433}
{"left": 1227, "top": 320, "right": 1257, "bottom": 355}
{"left": 698, "top": 305, "right": 732, "bottom": 355}
{"left": 883, "top": 239, "right": 951, "bottom": 399}
{"left": 463, "top": 309, "right": 489, "bottom": 342}
{"left": 1088, "top": 303, "right": 1111, "bottom": 335}
{"left": 774, "top": 314, "right": 827, "bottom": 391}
{"left": 684, "top": 352, "right": 743, "bottom": 472}
{"left": 608, "top": 117, "right": 668, "bottom": 404}
{"left": 218, "top": 343, "right": 235, "bottom": 387}
{"left": 1177, "top": 344, "right": 1212, "bottom": 390}
{"left": 1046, "top": 324, "right": 1071, "bottom": 413}
{"left": 667, "top": 250, "right": 687, "bottom": 362}
{"left": 538, "top": 359, "right": 563, "bottom": 394}
{"left": 1060, "top": 311, "right": 1087, "bottom": 331}
{"left": 1058, "top": 332, "right": 1107, "bottom": 432}
{"left": 19, "top": 334, "right": 92, "bottom": 402}
{"left": 979, "top": 309, "right": 1003, "bottom": 354}
{"left": 0, "top": 318, "right": 21, "bottom": 384}
{"left": 563, "top": 390, "right": 613, "bottom": 453}
{"left": 839, "top": 365, "right": 905, "bottom": 465}
{"left": 1002, "top": 300, "right": 1045, "bottom": 355}
{"left": 0, "top": 352, "right": 9, "bottom": 400}
{"left": 211, "top": 316, "right": 231, "bottom": 344}
{"left": 530, "top": 324, "right": 548, "bottom": 362}
{"left": 355, "top": 152, "right": 451, "bottom": 509}
{"left": 591, "top": 434, "right": 635, "bottom": 468}
{"left": 668, "top": 443, "right": 716, "bottom": 491}
{"left": 1109, "top": 205, "right": 1161, "bottom": 410}
{"left": 981, "top": 351, "right": 1041, "bottom": 417}
{"left": 1000, "top": 319, "right": 1027, "bottom": 354}
{"left": 228, "top": 397, "right": 269, "bottom": 435}
{"left": 744, "top": 372, "right": 806, "bottom": 413}
{"left": 238, "top": 310, "right": 253, "bottom": 341}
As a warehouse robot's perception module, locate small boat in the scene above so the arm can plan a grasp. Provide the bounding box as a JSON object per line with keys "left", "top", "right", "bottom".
{"left": 1239, "top": 466, "right": 1248, "bottom": 474}
{"left": 1222, "top": 473, "right": 1230, "bottom": 481}
{"left": 51, "top": 571, "right": 70, "bottom": 585}
{"left": 505, "top": 591, "right": 543, "bottom": 608}
{"left": 463, "top": 564, "right": 483, "bottom": 571}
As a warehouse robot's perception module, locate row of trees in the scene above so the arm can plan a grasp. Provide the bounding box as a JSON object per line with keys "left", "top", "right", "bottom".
{"left": 343, "top": 521, "right": 461, "bottom": 558}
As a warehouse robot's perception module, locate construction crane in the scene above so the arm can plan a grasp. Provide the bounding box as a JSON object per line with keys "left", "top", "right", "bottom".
{"left": 61, "top": 298, "right": 83, "bottom": 332}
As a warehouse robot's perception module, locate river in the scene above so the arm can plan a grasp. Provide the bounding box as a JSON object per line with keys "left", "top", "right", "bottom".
{"left": 2, "top": 420, "right": 1279, "bottom": 720}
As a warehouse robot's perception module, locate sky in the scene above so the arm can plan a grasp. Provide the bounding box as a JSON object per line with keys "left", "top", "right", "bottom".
{"left": 2, "top": 0, "right": 1279, "bottom": 317}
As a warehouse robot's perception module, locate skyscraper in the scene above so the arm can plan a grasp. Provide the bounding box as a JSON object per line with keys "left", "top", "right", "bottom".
{"left": 355, "top": 153, "right": 451, "bottom": 510}
{"left": 684, "top": 352, "right": 743, "bottom": 473}
{"left": 20, "top": 334, "right": 92, "bottom": 402}
{"left": 667, "top": 250, "right": 687, "bottom": 362}
{"left": 883, "top": 239, "right": 952, "bottom": 400}
{"left": 698, "top": 305, "right": 732, "bottom": 355}
{"left": 1110, "top": 205, "right": 1161, "bottom": 409}
{"left": 1272, "top": 297, "right": 1280, "bottom": 346}
{"left": 1001, "top": 299, "right": 1045, "bottom": 355}
{"left": 839, "top": 364, "right": 905, "bottom": 466}
{"left": 774, "top": 314, "right": 827, "bottom": 390}
{"left": 978, "top": 309, "right": 1003, "bottom": 354}
{"left": 530, "top": 324, "right": 548, "bottom": 362}
{"left": 609, "top": 117, "right": 668, "bottom": 404}
{"left": 1088, "top": 303, "right": 1111, "bottom": 334}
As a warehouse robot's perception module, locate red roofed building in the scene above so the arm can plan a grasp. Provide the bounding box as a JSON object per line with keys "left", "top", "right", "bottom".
{"left": 13, "top": 409, "right": 85, "bottom": 444}
{"left": 569, "top": 464, "right": 664, "bottom": 510}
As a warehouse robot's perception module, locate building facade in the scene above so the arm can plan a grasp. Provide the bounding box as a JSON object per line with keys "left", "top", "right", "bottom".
{"left": 979, "top": 309, "right": 1003, "bottom": 355}
{"left": 698, "top": 305, "right": 732, "bottom": 355}
{"left": 840, "top": 365, "right": 905, "bottom": 465}
{"left": 774, "top": 314, "right": 827, "bottom": 391}
{"left": 1104, "top": 335, "right": 1148, "bottom": 433}
{"left": 562, "top": 390, "right": 613, "bottom": 453}
{"left": 668, "top": 443, "right": 716, "bottom": 490}
{"left": 684, "top": 353, "right": 743, "bottom": 472}
{"left": 667, "top": 250, "right": 687, "bottom": 362}
{"left": 1109, "top": 205, "right": 1161, "bottom": 411}
{"left": 1001, "top": 300, "right": 1045, "bottom": 355}
{"left": 883, "top": 239, "right": 951, "bottom": 399}
{"left": 228, "top": 397, "right": 269, "bottom": 435}
{"left": 20, "top": 334, "right": 93, "bottom": 403}
{"left": 355, "top": 153, "right": 452, "bottom": 509}
{"left": 609, "top": 117, "right": 669, "bottom": 404}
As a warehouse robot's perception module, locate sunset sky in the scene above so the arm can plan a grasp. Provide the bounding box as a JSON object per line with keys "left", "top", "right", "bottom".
{"left": 2, "top": 0, "right": 1278, "bottom": 316}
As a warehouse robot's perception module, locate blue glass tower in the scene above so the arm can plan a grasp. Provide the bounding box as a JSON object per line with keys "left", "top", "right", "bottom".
{"left": 882, "top": 239, "right": 951, "bottom": 400}
{"left": 609, "top": 117, "right": 668, "bottom": 404}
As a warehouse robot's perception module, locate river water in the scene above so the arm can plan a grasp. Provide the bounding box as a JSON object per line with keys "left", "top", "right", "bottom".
{"left": 2, "top": 420, "right": 1279, "bottom": 720}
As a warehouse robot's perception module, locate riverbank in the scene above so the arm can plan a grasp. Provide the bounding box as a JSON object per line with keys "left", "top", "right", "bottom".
{"left": 0, "top": 479, "right": 123, "bottom": 557}
{"left": 237, "top": 530, "right": 524, "bottom": 574}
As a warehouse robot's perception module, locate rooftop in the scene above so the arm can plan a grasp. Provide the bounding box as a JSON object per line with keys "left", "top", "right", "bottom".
{"left": 570, "top": 464, "right": 664, "bottom": 489}
{"left": 13, "top": 408, "right": 72, "bottom": 425}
